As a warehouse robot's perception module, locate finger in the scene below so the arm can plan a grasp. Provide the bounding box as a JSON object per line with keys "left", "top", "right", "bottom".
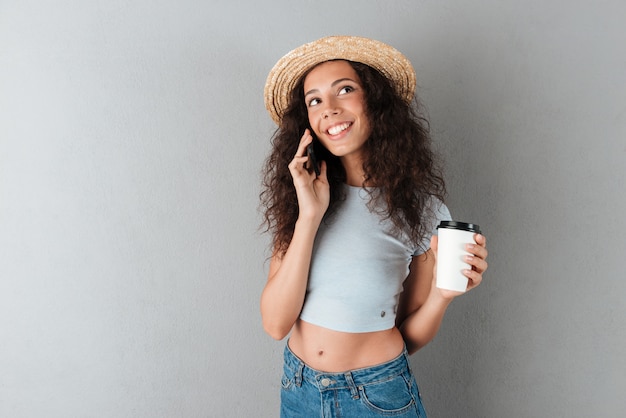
{"left": 465, "top": 255, "right": 488, "bottom": 274}
{"left": 466, "top": 242, "right": 488, "bottom": 260}
{"left": 288, "top": 157, "right": 311, "bottom": 180}
{"left": 288, "top": 156, "right": 309, "bottom": 169}
{"left": 474, "top": 233, "right": 487, "bottom": 247}
{"left": 294, "top": 129, "right": 313, "bottom": 158}
{"left": 463, "top": 269, "right": 483, "bottom": 288}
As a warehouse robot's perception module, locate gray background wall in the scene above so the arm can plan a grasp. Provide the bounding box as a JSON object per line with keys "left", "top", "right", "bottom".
{"left": 1, "top": 1, "right": 624, "bottom": 417}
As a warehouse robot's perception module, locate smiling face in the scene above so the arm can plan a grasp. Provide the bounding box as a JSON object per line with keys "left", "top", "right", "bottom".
{"left": 303, "top": 60, "right": 371, "bottom": 167}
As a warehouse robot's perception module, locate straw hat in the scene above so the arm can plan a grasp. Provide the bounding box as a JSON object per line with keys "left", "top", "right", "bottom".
{"left": 264, "top": 35, "right": 417, "bottom": 124}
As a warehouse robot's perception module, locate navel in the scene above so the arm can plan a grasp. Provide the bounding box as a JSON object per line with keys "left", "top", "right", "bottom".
{"left": 317, "top": 350, "right": 324, "bottom": 356}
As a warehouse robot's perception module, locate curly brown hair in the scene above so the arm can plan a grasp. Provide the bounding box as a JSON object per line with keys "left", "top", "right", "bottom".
{"left": 260, "top": 60, "right": 446, "bottom": 256}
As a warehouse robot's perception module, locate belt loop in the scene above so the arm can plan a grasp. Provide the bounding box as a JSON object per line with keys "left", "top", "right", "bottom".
{"left": 402, "top": 345, "right": 413, "bottom": 373}
{"left": 294, "top": 360, "right": 304, "bottom": 387}
{"left": 344, "top": 372, "right": 359, "bottom": 400}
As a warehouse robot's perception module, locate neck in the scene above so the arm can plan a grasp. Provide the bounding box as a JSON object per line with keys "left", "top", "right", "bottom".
{"left": 341, "top": 155, "right": 368, "bottom": 187}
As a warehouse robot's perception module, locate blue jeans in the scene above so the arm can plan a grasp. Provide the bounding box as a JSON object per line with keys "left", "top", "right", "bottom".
{"left": 280, "top": 343, "right": 427, "bottom": 417}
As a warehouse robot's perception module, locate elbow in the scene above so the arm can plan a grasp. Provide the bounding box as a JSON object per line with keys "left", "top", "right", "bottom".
{"left": 262, "top": 321, "right": 290, "bottom": 341}
{"left": 260, "top": 297, "right": 294, "bottom": 340}
{"left": 399, "top": 324, "right": 429, "bottom": 355}
{"left": 261, "top": 314, "right": 292, "bottom": 340}
{"left": 266, "top": 329, "right": 289, "bottom": 341}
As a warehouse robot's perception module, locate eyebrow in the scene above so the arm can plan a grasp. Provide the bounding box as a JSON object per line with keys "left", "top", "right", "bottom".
{"left": 304, "top": 78, "right": 357, "bottom": 98}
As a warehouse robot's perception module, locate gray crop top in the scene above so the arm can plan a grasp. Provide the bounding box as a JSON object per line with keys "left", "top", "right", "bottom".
{"left": 299, "top": 185, "right": 451, "bottom": 333}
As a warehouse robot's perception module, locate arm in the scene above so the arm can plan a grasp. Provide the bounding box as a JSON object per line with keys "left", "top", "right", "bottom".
{"left": 396, "top": 250, "right": 450, "bottom": 354}
{"left": 397, "top": 234, "right": 488, "bottom": 354}
{"left": 260, "top": 130, "right": 330, "bottom": 340}
{"left": 261, "top": 218, "right": 320, "bottom": 340}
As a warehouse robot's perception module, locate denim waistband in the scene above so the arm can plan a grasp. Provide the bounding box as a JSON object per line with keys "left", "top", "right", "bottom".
{"left": 283, "top": 342, "right": 412, "bottom": 393}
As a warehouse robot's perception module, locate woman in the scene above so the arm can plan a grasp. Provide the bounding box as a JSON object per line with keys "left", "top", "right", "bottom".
{"left": 260, "top": 36, "right": 488, "bottom": 417}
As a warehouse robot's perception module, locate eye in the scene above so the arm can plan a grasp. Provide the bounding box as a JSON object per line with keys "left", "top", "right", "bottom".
{"left": 308, "top": 97, "right": 320, "bottom": 107}
{"left": 338, "top": 85, "right": 354, "bottom": 95}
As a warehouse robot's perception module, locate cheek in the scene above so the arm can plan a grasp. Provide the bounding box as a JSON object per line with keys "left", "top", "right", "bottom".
{"left": 308, "top": 115, "right": 324, "bottom": 136}
{"left": 362, "top": 119, "right": 372, "bottom": 137}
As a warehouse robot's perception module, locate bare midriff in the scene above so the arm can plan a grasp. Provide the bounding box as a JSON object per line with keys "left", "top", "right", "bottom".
{"left": 287, "top": 319, "right": 405, "bottom": 373}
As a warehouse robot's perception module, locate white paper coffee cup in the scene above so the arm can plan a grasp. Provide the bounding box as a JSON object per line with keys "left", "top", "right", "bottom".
{"left": 436, "top": 221, "right": 482, "bottom": 292}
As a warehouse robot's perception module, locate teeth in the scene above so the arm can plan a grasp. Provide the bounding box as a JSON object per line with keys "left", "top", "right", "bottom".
{"left": 328, "top": 123, "right": 350, "bottom": 136}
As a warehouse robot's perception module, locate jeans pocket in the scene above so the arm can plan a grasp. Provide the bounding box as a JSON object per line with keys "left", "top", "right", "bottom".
{"left": 281, "top": 372, "right": 293, "bottom": 390}
{"left": 281, "top": 361, "right": 298, "bottom": 391}
{"left": 359, "top": 374, "right": 416, "bottom": 415}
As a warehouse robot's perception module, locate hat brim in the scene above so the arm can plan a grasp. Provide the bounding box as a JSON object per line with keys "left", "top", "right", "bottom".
{"left": 264, "top": 36, "right": 416, "bottom": 125}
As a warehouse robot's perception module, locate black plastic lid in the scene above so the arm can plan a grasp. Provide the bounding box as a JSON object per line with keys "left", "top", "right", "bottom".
{"left": 437, "top": 221, "right": 481, "bottom": 234}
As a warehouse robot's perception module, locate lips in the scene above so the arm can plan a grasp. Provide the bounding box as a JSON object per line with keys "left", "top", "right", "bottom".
{"left": 326, "top": 122, "right": 352, "bottom": 136}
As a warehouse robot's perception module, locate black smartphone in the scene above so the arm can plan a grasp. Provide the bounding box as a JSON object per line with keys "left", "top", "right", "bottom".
{"left": 306, "top": 143, "right": 320, "bottom": 176}
{"left": 306, "top": 142, "right": 321, "bottom": 176}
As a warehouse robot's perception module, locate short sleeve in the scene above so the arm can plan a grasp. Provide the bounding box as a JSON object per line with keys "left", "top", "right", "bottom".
{"left": 412, "top": 199, "right": 451, "bottom": 256}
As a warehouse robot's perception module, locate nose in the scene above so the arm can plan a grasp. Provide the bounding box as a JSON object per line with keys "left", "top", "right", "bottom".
{"left": 322, "top": 107, "right": 339, "bottom": 119}
{"left": 321, "top": 98, "right": 340, "bottom": 119}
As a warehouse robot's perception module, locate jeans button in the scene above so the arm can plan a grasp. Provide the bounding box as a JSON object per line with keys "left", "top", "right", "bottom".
{"left": 321, "top": 378, "right": 331, "bottom": 387}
